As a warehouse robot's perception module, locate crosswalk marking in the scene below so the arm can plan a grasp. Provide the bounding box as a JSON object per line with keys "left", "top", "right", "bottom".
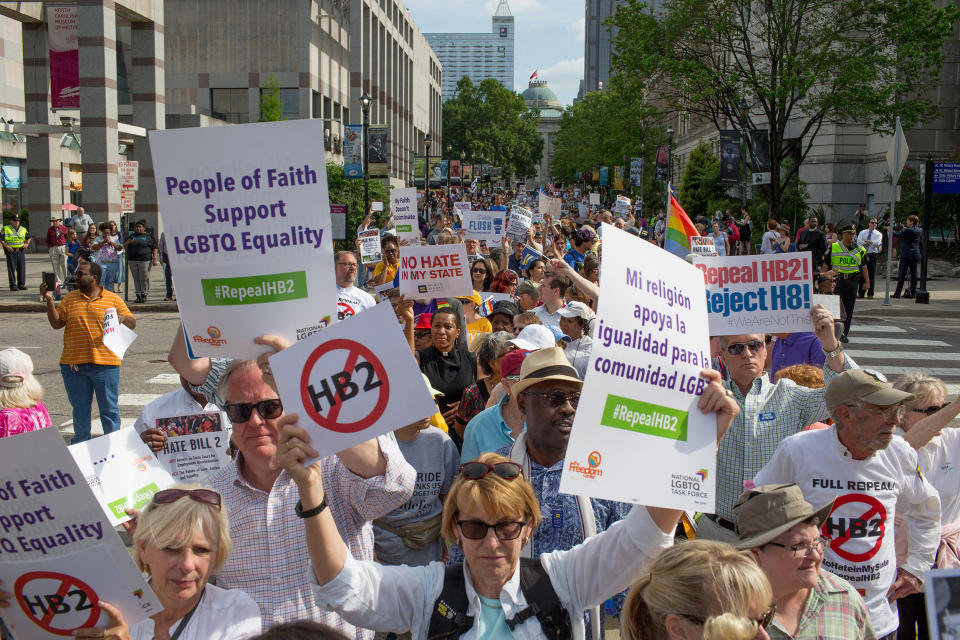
{"left": 871, "top": 366, "right": 960, "bottom": 377}
{"left": 846, "top": 337, "right": 950, "bottom": 347}
{"left": 147, "top": 373, "right": 181, "bottom": 385}
{"left": 852, "top": 325, "right": 906, "bottom": 333}
{"left": 59, "top": 418, "right": 136, "bottom": 439}
{"left": 118, "top": 393, "right": 163, "bottom": 406}
{"left": 846, "top": 350, "right": 960, "bottom": 362}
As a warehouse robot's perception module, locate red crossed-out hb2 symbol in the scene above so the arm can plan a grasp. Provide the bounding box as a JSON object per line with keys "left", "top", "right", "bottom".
{"left": 821, "top": 493, "right": 887, "bottom": 563}
{"left": 300, "top": 338, "right": 389, "bottom": 433}
{"left": 14, "top": 571, "right": 100, "bottom": 636}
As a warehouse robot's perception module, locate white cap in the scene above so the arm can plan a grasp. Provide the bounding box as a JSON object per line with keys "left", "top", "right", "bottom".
{"left": 0, "top": 347, "right": 33, "bottom": 389}
{"left": 556, "top": 301, "right": 595, "bottom": 321}
{"left": 508, "top": 324, "right": 557, "bottom": 351}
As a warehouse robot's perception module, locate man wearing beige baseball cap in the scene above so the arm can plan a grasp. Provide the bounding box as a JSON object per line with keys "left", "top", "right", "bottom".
{"left": 734, "top": 483, "right": 875, "bottom": 639}
{"left": 753, "top": 369, "right": 940, "bottom": 639}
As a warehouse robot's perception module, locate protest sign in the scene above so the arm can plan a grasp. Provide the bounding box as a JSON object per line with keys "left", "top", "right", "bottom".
{"left": 506, "top": 206, "right": 532, "bottom": 242}
{"left": 614, "top": 195, "right": 631, "bottom": 217}
{"left": 589, "top": 192, "right": 601, "bottom": 205}
{"left": 453, "top": 201, "right": 472, "bottom": 217}
{"left": 359, "top": 229, "right": 382, "bottom": 265}
{"left": 692, "top": 252, "right": 815, "bottom": 335}
{"left": 391, "top": 187, "right": 418, "bottom": 242}
{"left": 812, "top": 293, "right": 840, "bottom": 318}
{"left": 69, "top": 428, "right": 174, "bottom": 526}
{"left": 462, "top": 211, "right": 505, "bottom": 245}
{"left": 559, "top": 224, "right": 716, "bottom": 512}
{"left": 155, "top": 412, "right": 232, "bottom": 483}
{"left": 539, "top": 192, "right": 561, "bottom": 220}
{"left": 577, "top": 202, "right": 589, "bottom": 222}
{"left": 398, "top": 244, "right": 472, "bottom": 299}
{"left": 101, "top": 307, "right": 137, "bottom": 358}
{"left": 372, "top": 201, "right": 384, "bottom": 212}
{"left": 690, "top": 236, "right": 719, "bottom": 256}
{"left": 0, "top": 428, "right": 161, "bottom": 636}
{"left": 924, "top": 567, "right": 960, "bottom": 640}
{"left": 270, "top": 303, "right": 438, "bottom": 462}
{"left": 149, "top": 118, "right": 336, "bottom": 359}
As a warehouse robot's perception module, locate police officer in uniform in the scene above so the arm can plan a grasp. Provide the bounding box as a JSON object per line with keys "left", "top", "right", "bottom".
{"left": 1, "top": 213, "right": 30, "bottom": 291}
{"left": 822, "top": 223, "right": 869, "bottom": 343}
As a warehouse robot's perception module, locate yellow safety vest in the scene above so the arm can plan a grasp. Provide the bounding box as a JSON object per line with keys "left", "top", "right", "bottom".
{"left": 830, "top": 241, "right": 864, "bottom": 274}
{"left": 2, "top": 225, "right": 26, "bottom": 249}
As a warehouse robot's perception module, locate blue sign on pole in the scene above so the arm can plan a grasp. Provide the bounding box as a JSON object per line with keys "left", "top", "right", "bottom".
{"left": 932, "top": 162, "right": 960, "bottom": 194}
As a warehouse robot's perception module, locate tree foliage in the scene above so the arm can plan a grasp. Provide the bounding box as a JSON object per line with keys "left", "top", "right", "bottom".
{"left": 610, "top": 0, "right": 960, "bottom": 219}
{"left": 678, "top": 141, "right": 728, "bottom": 219}
{"left": 259, "top": 76, "right": 283, "bottom": 122}
{"left": 442, "top": 77, "right": 544, "bottom": 180}
{"left": 325, "top": 162, "right": 390, "bottom": 251}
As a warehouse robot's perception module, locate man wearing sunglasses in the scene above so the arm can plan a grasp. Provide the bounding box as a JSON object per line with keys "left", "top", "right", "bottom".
{"left": 753, "top": 370, "right": 940, "bottom": 639}
{"left": 700, "top": 304, "right": 856, "bottom": 545}
{"left": 205, "top": 351, "right": 415, "bottom": 637}
{"left": 734, "top": 484, "right": 875, "bottom": 639}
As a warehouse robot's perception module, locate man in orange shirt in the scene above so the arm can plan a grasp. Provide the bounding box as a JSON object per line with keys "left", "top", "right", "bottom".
{"left": 40, "top": 261, "right": 135, "bottom": 442}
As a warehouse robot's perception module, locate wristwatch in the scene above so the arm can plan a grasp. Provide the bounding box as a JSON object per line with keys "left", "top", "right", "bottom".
{"left": 822, "top": 343, "right": 844, "bottom": 359}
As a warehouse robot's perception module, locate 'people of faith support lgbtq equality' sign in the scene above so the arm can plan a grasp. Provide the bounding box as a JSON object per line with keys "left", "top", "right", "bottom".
{"left": 399, "top": 244, "right": 473, "bottom": 299}
{"left": 149, "top": 119, "right": 337, "bottom": 359}
{"left": 692, "top": 252, "right": 815, "bottom": 336}
{"left": 391, "top": 187, "right": 418, "bottom": 243}
{"left": 0, "top": 428, "right": 161, "bottom": 638}
{"left": 559, "top": 224, "right": 716, "bottom": 512}
{"left": 270, "top": 302, "right": 438, "bottom": 462}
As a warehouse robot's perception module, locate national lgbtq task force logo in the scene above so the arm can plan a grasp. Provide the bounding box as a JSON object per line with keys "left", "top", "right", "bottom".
{"left": 695, "top": 469, "right": 708, "bottom": 482}
{"left": 193, "top": 325, "right": 227, "bottom": 347}
{"left": 569, "top": 450, "right": 603, "bottom": 480}
{"left": 670, "top": 467, "right": 710, "bottom": 501}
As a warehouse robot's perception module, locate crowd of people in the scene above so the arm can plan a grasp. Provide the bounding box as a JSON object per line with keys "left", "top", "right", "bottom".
{"left": 0, "top": 186, "right": 953, "bottom": 640}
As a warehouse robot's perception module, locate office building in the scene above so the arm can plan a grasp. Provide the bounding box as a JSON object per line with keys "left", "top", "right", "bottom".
{"left": 583, "top": 0, "right": 623, "bottom": 95}
{"left": 425, "top": 0, "right": 514, "bottom": 102}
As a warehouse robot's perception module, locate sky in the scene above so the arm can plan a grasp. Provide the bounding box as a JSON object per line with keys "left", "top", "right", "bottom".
{"left": 404, "top": 0, "right": 585, "bottom": 107}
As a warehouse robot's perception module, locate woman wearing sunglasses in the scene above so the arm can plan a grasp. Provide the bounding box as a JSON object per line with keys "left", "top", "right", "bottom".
{"left": 892, "top": 373, "right": 960, "bottom": 637}
{"left": 277, "top": 426, "right": 700, "bottom": 640}
{"left": 620, "top": 540, "right": 776, "bottom": 640}
{"left": 1, "top": 485, "right": 261, "bottom": 639}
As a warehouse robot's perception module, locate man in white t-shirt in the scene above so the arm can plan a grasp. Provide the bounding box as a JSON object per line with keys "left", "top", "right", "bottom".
{"left": 134, "top": 376, "right": 231, "bottom": 452}
{"left": 335, "top": 250, "right": 375, "bottom": 320}
{"left": 534, "top": 274, "right": 568, "bottom": 328}
{"left": 753, "top": 369, "right": 940, "bottom": 639}
{"left": 857, "top": 218, "right": 883, "bottom": 299}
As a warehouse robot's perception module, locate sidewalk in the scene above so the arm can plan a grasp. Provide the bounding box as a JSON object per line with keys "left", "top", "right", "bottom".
{"left": 2, "top": 252, "right": 959, "bottom": 317}
{"left": 0, "top": 252, "right": 178, "bottom": 312}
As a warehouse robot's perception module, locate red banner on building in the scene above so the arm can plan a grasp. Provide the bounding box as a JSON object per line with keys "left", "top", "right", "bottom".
{"left": 47, "top": 5, "right": 80, "bottom": 110}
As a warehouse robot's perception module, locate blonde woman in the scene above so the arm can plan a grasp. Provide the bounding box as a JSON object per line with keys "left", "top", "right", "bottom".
{"left": 621, "top": 540, "right": 776, "bottom": 640}
{"left": 0, "top": 347, "right": 51, "bottom": 439}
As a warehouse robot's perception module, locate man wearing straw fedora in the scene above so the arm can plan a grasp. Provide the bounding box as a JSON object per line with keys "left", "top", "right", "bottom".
{"left": 734, "top": 483, "right": 875, "bottom": 639}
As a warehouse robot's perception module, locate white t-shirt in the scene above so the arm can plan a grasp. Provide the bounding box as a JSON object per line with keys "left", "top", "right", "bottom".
{"left": 130, "top": 583, "right": 261, "bottom": 640}
{"left": 534, "top": 303, "right": 563, "bottom": 328}
{"left": 753, "top": 427, "right": 940, "bottom": 637}
{"left": 337, "top": 285, "right": 376, "bottom": 320}
{"left": 565, "top": 336, "right": 592, "bottom": 379}
{"left": 909, "top": 428, "right": 960, "bottom": 525}
{"left": 760, "top": 229, "right": 780, "bottom": 254}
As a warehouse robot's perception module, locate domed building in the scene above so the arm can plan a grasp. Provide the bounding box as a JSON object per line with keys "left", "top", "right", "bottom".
{"left": 521, "top": 79, "right": 564, "bottom": 191}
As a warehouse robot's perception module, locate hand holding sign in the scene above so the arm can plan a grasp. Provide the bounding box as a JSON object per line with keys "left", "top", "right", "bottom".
{"left": 71, "top": 600, "right": 129, "bottom": 640}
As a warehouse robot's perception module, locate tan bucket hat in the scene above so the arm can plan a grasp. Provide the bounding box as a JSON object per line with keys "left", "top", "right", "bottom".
{"left": 511, "top": 347, "right": 582, "bottom": 396}
{"left": 733, "top": 483, "right": 835, "bottom": 549}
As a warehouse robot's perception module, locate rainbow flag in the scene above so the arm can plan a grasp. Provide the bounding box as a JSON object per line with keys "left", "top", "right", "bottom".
{"left": 664, "top": 184, "right": 700, "bottom": 258}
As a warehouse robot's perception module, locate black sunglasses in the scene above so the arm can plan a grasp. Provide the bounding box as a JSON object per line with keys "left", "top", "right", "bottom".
{"left": 152, "top": 488, "right": 222, "bottom": 510}
{"left": 459, "top": 461, "right": 523, "bottom": 480}
{"left": 523, "top": 390, "right": 581, "bottom": 408}
{"left": 725, "top": 339, "right": 765, "bottom": 356}
{"left": 223, "top": 398, "right": 283, "bottom": 423}
{"left": 911, "top": 403, "right": 950, "bottom": 416}
{"left": 682, "top": 604, "right": 776, "bottom": 630}
{"left": 457, "top": 519, "right": 526, "bottom": 541}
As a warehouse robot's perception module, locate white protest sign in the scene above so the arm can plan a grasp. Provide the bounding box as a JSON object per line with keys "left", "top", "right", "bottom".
{"left": 506, "top": 205, "right": 532, "bottom": 242}
{"left": 690, "top": 236, "right": 719, "bottom": 256}
{"left": 372, "top": 201, "right": 384, "bottom": 211}
{"left": 692, "top": 252, "right": 815, "bottom": 336}
{"left": 589, "top": 192, "right": 601, "bottom": 205}
{"left": 0, "top": 428, "right": 161, "bottom": 634}
{"left": 269, "top": 303, "right": 437, "bottom": 462}
{"left": 560, "top": 224, "right": 716, "bottom": 512}
{"left": 462, "top": 211, "right": 505, "bottom": 244}
{"left": 614, "top": 195, "right": 631, "bottom": 217}
{"left": 398, "top": 244, "right": 473, "bottom": 299}
{"left": 149, "top": 118, "right": 336, "bottom": 359}
{"left": 453, "top": 201, "right": 472, "bottom": 217}
{"left": 0, "top": 544, "right": 160, "bottom": 639}
{"left": 391, "top": 187, "right": 419, "bottom": 242}
{"left": 69, "top": 428, "right": 174, "bottom": 527}
{"left": 101, "top": 307, "right": 137, "bottom": 359}
{"left": 539, "top": 192, "right": 561, "bottom": 220}
{"left": 577, "top": 202, "right": 589, "bottom": 222}
{"left": 154, "top": 412, "right": 232, "bottom": 483}
{"left": 359, "top": 229, "right": 382, "bottom": 265}
{"left": 812, "top": 293, "right": 841, "bottom": 318}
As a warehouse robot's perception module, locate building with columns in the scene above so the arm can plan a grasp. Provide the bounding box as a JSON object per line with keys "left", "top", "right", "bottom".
{"left": 521, "top": 79, "right": 563, "bottom": 191}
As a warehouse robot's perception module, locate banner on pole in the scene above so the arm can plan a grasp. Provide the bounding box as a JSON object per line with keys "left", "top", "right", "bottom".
{"left": 719, "top": 130, "right": 741, "bottom": 185}
{"left": 343, "top": 125, "right": 363, "bottom": 179}
{"left": 47, "top": 5, "right": 79, "bottom": 110}
{"left": 367, "top": 125, "right": 389, "bottom": 178}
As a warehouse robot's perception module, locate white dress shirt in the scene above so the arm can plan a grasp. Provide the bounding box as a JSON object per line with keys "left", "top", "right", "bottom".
{"left": 857, "top": 229, "right": 883, "bottom": 254}
{"left": 130, "top": 583, "right": 261, "bottom": 640}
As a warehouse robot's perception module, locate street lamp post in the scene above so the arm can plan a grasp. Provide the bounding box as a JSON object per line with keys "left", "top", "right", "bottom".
{"left": 640, "top": 141, "right": 646, "bottom": 216}
{"left": 359, "top": 92, "right": 372, "bottom": 216}
{"left": 666, "top": 127, "right": 675, "bottom": 187}
{"left": 460, "top": 150, "right": 466, "bottom": 196}
{"left": 425, "top": 132, "right": 432, "bottom": 195}
{"left": 446, "top": 143, "right": 452, "bottom": 198}
{"left": 737, "top": 99, "right": 749, "bottom": 208}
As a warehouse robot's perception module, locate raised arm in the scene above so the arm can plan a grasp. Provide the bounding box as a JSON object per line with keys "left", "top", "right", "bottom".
{"left": 902, "top": 396, "right": 960, "bottom": 450}
{"left": 168, "top": 326, "right": 213, "bottom": 386}
{"left": 548, "top": 258, "right": 598, "bottom": 305}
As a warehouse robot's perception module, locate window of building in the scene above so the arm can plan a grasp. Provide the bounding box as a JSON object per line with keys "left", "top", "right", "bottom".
{"left": 211, "top": 88, "right": 249, "bottom": 123}
{"left": 312, "top": 91, "right": 322, "bottom": 118}
{"left": 342, "top": 106, "right": 350, "bottom": 125}
{"left": 323, "top": 96, "right": 332, "bottom": 120}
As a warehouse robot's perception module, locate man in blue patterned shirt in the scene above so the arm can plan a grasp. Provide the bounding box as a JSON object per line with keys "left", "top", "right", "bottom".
{"left": 699, "top": 304, "right": 857, "bottom": 544}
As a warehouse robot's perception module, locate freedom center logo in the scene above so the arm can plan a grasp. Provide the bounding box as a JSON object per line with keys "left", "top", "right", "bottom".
{"left": 193, "top": 325, "right": 227, "bottom": 347}
{"left": 568, "top": 451, "right": 603, "bottom": 479}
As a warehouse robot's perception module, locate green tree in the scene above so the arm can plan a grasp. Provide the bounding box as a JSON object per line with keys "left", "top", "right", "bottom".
{"left": 442, "top": 77, "right": 543, "bottom": 180}
{"left": 259, "top": 76, "right": 283, "bottom": 122}
{"left": 610, "top": 0, "right": 959, "bottom": 219}
{"left": 678, "top": 141, "right": 727, "bottom": 219}
{"left": 325, "top": 162, "right": 390, "bottom": 251}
